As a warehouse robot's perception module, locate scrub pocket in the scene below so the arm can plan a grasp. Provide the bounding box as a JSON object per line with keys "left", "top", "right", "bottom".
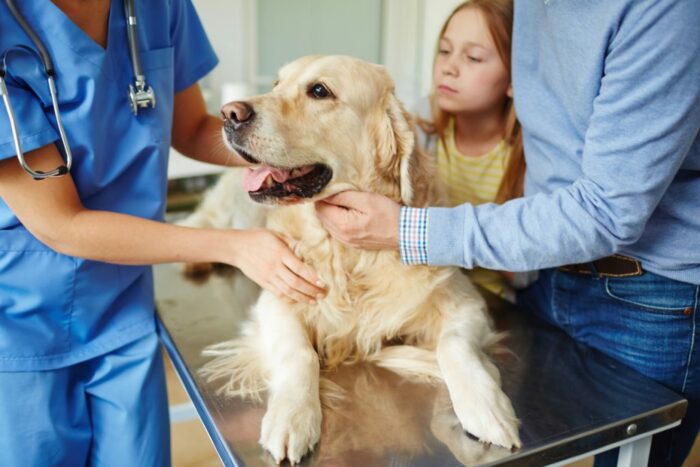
{"left": 138, "top": 46, "right": 175, "bottom": 145}
{"left": 0, "top": 229, "right": 76, "bottom": 359}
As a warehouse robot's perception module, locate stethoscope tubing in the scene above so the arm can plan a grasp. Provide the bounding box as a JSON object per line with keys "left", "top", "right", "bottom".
{"left": 0, "top": 45, "right": 72, "bottom": 179}
{"left": 124, "top": 0, "right": 144, "bottom": 82}
{"left": 1, "top": 0, "right": 155, "bottom": 179}
{"left": 5, "top": 0, "right": 54, "bottom": 76}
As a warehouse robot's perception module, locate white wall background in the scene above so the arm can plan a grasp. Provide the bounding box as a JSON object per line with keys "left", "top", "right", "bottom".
{"left": 416, "top": 0, "right": 463, "bottom": 98}
{"left": 192, "top": 0, "right": 256, "bottom": 111}
{"left": 170, "top": 0, "right": 463, "bottom": 178}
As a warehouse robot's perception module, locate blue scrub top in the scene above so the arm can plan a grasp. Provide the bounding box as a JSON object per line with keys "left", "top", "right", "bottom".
{"left": 0, "top": 0, "right": 218, "bottom": 371}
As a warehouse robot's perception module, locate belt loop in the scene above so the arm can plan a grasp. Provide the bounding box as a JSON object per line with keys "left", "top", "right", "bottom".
{"left": 588, "top": 261, "right": 601, "bottom": 279}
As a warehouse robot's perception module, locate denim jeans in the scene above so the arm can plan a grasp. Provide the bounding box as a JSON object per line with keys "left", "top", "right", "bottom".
{"left": 517, "top": 267, "right": 700, "bottom": 467}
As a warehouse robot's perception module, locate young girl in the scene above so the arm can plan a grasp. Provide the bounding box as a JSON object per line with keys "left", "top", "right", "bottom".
{"left": 418, "top": 0, "right": 524, "bottom": 299}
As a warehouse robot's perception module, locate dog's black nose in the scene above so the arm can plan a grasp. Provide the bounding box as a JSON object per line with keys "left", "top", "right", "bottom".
{"left": 221, "top": 101, "right": 255, "bottom": 128}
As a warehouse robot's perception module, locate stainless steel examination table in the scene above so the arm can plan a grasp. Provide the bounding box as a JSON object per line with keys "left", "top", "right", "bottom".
{"left": 154, "top": 264, "right": 687, "bottom": 467}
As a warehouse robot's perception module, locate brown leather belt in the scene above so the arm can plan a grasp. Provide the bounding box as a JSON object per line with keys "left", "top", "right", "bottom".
{"left": 559, "top": 254, "right": 644, "bottom": 278}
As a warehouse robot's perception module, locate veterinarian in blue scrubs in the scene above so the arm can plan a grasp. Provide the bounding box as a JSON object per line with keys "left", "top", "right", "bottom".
{"left": 0, "top": 1, "right": 324, "bottom": 465}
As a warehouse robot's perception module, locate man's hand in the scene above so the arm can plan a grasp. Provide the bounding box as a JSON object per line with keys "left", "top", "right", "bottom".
{"left": 314, "top": 191, "right": 401, "bottom": 250}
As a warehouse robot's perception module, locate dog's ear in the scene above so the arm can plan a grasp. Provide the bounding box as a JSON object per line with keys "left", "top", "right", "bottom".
{"left": 374, "top": 92, "right": 435, "bottom": 207}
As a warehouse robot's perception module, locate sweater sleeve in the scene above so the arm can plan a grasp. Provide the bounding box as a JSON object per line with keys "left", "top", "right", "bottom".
{"left": 426, "top": 0, "right": 700, "bottom": 271}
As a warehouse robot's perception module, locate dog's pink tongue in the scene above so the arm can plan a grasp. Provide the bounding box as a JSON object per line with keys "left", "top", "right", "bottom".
{"left": 242, "top": 166, "right": 292, "bottom": 192}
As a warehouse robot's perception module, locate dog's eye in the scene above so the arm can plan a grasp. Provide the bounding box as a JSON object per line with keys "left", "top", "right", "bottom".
{"left": 272, "top": 79, "right": 280, "bottom": 88}
{"left": 308, "top": 83, "right": 333, "bottom": 99}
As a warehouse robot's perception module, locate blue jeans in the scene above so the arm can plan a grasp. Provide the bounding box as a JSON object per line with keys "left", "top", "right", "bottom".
{"left": 517, "top": 268, "right": 700, "bottom": 467}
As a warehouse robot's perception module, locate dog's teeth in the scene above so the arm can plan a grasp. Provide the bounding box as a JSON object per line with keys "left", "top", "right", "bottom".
{"left": 291, "top": 168, "right": 300, "bottom": 177}
{"left": 265, "top": 175, "right": 274, "bottom": 188}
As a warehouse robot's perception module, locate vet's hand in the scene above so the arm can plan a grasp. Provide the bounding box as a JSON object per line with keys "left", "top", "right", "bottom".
{"left": 315, "top": 191, "right": 400, "bottom": 250}
{"left": 232, "top": 229, "right": 326, "bottom": 303}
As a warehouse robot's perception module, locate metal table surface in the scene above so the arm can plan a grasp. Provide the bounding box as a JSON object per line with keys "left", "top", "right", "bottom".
{"left": 154, "top": 264, "right": 687, "bottom": 467}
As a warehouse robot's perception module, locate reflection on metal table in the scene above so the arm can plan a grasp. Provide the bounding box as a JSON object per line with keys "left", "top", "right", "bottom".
{"left": 154, "top": 264, "right": 686, "bottom": 467}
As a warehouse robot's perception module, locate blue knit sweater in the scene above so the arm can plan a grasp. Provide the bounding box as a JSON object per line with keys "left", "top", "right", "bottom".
{"left": 425, "top": 0, "right": 700, "bottom": 284}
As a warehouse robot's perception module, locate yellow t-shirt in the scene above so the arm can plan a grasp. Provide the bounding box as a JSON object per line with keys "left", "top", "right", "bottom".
{"left": 437, "top": 119, "right": 512, "bottom": 298}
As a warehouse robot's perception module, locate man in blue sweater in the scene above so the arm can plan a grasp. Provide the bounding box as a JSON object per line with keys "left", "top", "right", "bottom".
{"left": 315, "top": 1, "right": 700, "bottom": 465}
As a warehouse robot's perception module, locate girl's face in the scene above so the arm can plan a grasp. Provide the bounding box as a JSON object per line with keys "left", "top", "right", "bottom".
{"left": 433, "top": 7, "right": 511, "bottom": 115}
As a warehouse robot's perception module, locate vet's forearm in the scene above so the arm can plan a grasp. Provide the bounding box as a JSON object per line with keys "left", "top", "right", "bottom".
{"left": 48, "top": 209, "right": 236, "bottom": 266}
{"left": 177, "top": 115, "right": 250, "bottom": 167}
{"left": 171, "top": 83, "right": 249, "bottom": 167}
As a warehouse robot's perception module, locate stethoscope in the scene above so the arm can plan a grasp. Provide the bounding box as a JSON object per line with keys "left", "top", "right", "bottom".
{"left": 0, "top": 0, "right": 156, "bottom": 180}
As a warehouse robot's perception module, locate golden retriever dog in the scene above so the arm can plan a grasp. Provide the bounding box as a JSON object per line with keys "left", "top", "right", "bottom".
{"left": 185, "top": 55, "right": 521, "bottom": 464}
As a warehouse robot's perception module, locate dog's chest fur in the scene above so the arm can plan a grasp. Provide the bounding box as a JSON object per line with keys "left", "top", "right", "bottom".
{"left": 266, "top": 203, "right": 452, "bottom": 367}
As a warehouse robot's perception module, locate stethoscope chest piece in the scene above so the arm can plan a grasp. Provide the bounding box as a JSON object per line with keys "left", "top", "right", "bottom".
{"left": 128, "top": 79, "right": 156, "bottom": 116}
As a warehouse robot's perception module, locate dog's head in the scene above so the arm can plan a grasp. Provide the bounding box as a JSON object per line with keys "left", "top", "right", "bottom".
{"left": 221, "top": 55, "right": 432, "bottom": 207}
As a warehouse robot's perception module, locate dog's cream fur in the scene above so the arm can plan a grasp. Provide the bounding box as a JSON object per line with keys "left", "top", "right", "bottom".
{"left": 187, "top": 55, "right": 520, "bottom": 464}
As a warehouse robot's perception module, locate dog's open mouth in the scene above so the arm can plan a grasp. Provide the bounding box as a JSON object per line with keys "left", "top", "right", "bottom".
{"left": 242, "top": 163, "right": 333, "bottom": 203}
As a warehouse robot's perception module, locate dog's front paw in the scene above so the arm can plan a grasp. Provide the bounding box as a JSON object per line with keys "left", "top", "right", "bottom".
{"left": 452, "top": 386, "right": 521, "bottom": 450}
{"left": 431, "top": 403, "right": 513, "bottom": 465}
{"left": 260, "top": 395, "right": 322, "bottom": 465}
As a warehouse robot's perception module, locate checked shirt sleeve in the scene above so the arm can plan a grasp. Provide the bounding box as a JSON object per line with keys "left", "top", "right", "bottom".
{"left": 399, "top": 207, "right": 429, "bottom": 265}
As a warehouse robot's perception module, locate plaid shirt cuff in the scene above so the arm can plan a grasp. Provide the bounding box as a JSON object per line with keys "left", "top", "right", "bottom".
{"left": 399, "top": 207, "right": 429, "bottom": 265}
